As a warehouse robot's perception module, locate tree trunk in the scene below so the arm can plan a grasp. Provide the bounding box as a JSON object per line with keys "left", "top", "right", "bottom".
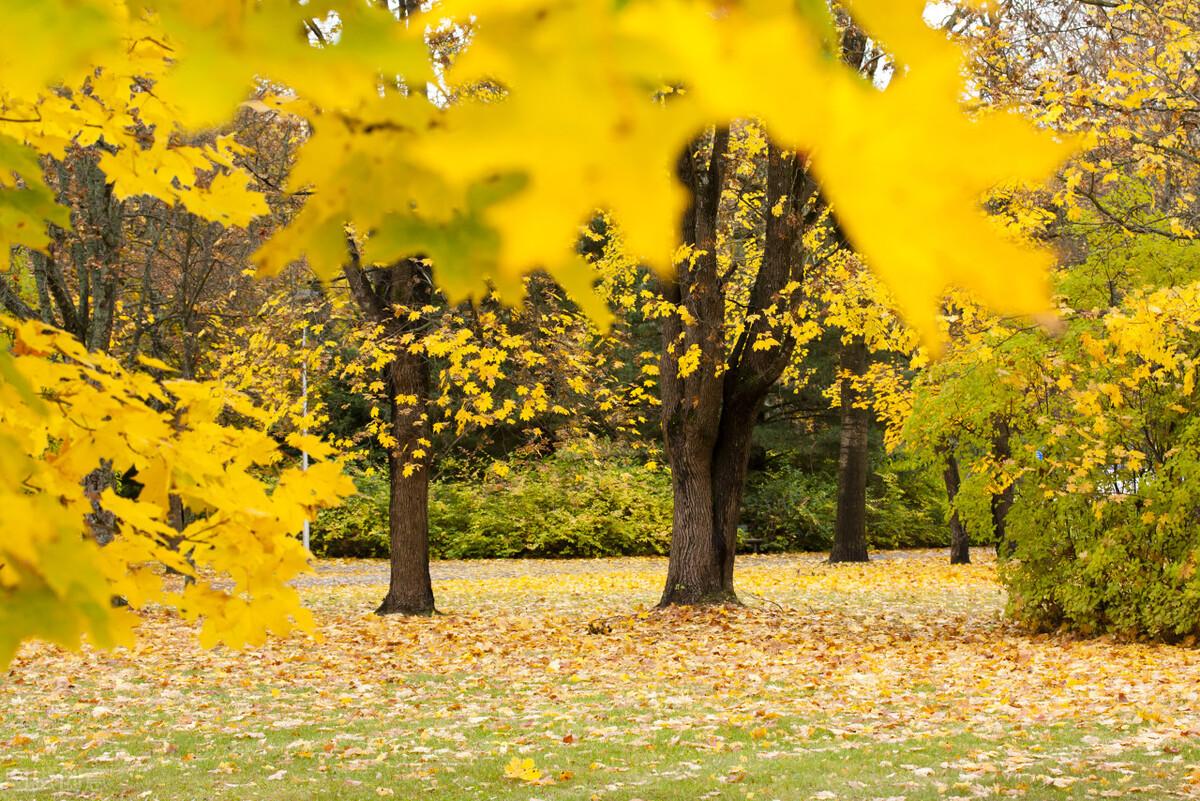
{"left": 342, "top": 250, "right": 437, "bottom": 616}
{"left": 710, "top": 396, "right": 760, "bottom": 590}
{"left": 658, "top": 134, "right": 813, "bottom": 605}
{"left": 376, "top": 322, "right": 436, "bottom": 616}
{"left": 83, "top": 460, "right": 118, "bottom": 546}
{"left": 661, "top": 439, "right": 727, "bottom": 605}
{"left": 991, "top": 419, "right": 1016, "bottom": 558}
{"left": 658, "top": 131, "right": 731, "bottom": 606}
{"left": 830, "top": 335, "right": 870, "bottom": 563}
{"left": 943, "top": 450, "right": 969, "bottom": 564}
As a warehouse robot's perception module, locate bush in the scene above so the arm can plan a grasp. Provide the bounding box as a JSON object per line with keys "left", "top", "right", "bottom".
{"left": 1004, "top": 452, "right": 1200, "bottom": 643}
{"left": 741, "top": 465, "right": 836, "bottom": 551}
{"left": 316, "top": 447, "right": 949, "bottom": 559}
{"left": 311, "top": 472, "right": 390, "bottom": 558}
{"left": 312, "top": 447, "right": 672, "bottom": 559}
{"left": 429, "top": 453, "right": 671, "bottom": 558}
{"left": 865, "top": 461, "right": 951, "bottom": 550}
{"left": 741, "top": 459, "right": 949, "bottom": 552}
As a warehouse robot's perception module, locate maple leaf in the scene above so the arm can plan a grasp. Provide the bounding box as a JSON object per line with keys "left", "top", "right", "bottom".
{"left": 502, "top": 756, "right": 543, "bottom": 783}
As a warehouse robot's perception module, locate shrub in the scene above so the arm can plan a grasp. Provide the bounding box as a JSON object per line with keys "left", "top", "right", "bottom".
{"left": 310, "top": 472, "right": 390, "bottom": 558}
{"left": 865, "top": 461, "right": 951, "bottom": 550}
{"left": 741, "top": 459, "right": 949, "bottom": 552}
{"left": 429, "top": 449, "right": 672, "bottom": 558}
{"left": 311, "top": 447, "right": 672, "bottom": 559}
{"left": 1004, "top": 449, "right": 1200, "bottom": 642}
{"left": 741, "top": 465, "right": 836, "bottom": 551}
{"left": 316, "top": 447, "right": 949, "bottom": 559}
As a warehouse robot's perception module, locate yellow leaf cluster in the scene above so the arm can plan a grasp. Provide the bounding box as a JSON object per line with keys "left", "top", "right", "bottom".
{"left": 0, "top": 318, "right": 353, "bottom": 668}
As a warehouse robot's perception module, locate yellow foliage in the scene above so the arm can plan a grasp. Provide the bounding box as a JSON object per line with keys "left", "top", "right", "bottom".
{"left": 0, "top": 319, "right": 353, "bottom": 668}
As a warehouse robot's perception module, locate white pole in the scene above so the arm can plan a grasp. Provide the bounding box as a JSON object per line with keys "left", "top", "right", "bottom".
{"left": 301, "top": 320, "right": 311, "bottom": 552}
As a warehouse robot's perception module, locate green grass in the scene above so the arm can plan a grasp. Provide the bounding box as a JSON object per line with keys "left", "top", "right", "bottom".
{"left": 4, "top": 696, "right": 1196, "bottom": 801}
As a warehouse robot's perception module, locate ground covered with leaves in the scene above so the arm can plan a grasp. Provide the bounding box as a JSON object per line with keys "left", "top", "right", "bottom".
{"left": 3, "top": 550, "right": 1200, "bottom": 800}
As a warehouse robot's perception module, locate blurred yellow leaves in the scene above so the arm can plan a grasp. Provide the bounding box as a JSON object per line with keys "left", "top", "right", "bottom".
{"left": 503, "top": 756, "right": 542, "bottom": 783}
{"left": 411, "top": 0, "right": 1075, "bottom": 344}
{"left": 0, "top": 0, "right": 1073, "bottom": 346}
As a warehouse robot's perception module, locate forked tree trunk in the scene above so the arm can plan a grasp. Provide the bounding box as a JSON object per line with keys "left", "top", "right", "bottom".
{"left": 943, "top": 450, "right": 970, "bottom": 564}
{"left": 659, "top": 130, "right": 732, "bottom": 606}
{"left": 830, "top": 335, "right": 870, "bottom": 563}
{"left": 343, "top": 252, "right": 437, "bottom": 616}
{"left": 658, "top": 134, "right": 813, "bottom": 606}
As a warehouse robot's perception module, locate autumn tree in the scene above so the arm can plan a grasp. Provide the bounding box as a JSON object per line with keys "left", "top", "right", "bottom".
{"left": 654, "top": 126, "right": 816, "bottom": 604}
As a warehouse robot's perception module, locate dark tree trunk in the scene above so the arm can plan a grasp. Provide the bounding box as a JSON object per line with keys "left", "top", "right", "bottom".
{"left": 343, "top": 251, "right": 437, "bottom": 616}
{"left": 943, "top": 450, "right": 969, "bottom": 564}
{"left": 659, "top": 130, "right": 731, "bottom": 606}
{"left": 991, "top": 419, "right": 1016, "bottom": 558}
{"left": 658, "top": 133, "right": 813, "bottom": 605}
{"left": 830, "top": 335, "right": 870, "bottom": 563}
{"left": 377, "top": 309, "right": 436, "bottom": 616}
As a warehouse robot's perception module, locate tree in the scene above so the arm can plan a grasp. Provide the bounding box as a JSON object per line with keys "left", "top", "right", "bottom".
{"left": 652, "top": 124, "right": 816, "bottom": 605}
{"left": 0, "top": 0, "right": 1078, "bottom": 662}
{"left": 942, "top": 449, "right": 969, "bottom": 565}
{"left": 342, "top": 253, "right": 438, "bottom": 615}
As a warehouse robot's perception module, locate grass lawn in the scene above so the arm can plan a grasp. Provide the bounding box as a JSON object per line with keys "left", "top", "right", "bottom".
{"left": 3, "top": 550, "right": 1200, "bottom": 800}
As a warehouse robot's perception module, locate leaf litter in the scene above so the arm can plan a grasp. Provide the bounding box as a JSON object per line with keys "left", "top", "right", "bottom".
{"left": 3, "top": 549, "right": 1200, "bottom": 799}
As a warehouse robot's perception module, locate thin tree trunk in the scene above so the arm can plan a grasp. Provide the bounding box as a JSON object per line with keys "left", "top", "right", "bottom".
{"left": 943, "top": 450, "right": 969, "bottom": 564}
{"left": 83, "top": 460, "right": 118, "bottom": 546}
{"left": 991, "top": 418, "right": 1016, "bottom": 558}
{"left": 830, "top": 335, "right": 869, "bottom": 563}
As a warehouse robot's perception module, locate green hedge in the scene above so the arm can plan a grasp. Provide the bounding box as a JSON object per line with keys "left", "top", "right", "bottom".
{"left": 311, "top": 451, "right": 672, "bottom": 559}
{"left": 1004, "top": 457, "right": 1200, "bottom": 643}
{"left": 740, "top": 459, "right": 950, "bottom": 552}
{"left": 314, "top": 451, "right": 950, "bottom": 559}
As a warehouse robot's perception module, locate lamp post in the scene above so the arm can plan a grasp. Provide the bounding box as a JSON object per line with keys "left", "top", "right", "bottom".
{"left": 301, "top": 319, "right": 311, "bottom": 551}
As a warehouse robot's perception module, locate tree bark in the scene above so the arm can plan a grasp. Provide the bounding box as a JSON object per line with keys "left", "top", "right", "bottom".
{"left": 659, "top": 130, "right": 731, "bottom": 606}
{"left": 991, "top": 418, "right": 1016, "bottom": 558}
{"left": 830, "top": 335, "right": 870, "bottom": 563}
{"left": 377, "top": 291, "right": 436, "bottom": 616}
{"left": 943, "top": 450, "right": 970, "bottom": 564}
{"left": 83, "top": 459, "right": 118, "bottom": 546}
{"left": 343, "top": 251, "right": 437, "bottom": 616}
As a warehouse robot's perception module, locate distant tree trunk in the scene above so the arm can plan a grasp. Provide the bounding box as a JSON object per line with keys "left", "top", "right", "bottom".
{"left": 658, "top": 133, "right": 814, "bottom": 605}
{"left": 830, "top": 335, "right": 869, "bottom": 563}
{"left": 83, "top": 459, "right": 118, "bottom": 545}
{"left": 943, "top": 450, "right": 969, "bottom": 564}
{"left": 991, "top": 418, "right": 1016, "bottom": 558}
{"left": 343, "top": 251, "right": 437, "bottom": 616}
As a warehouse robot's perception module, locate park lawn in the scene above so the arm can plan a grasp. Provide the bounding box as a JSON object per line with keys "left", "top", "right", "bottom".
{"left": 3, "top": 550, "right": 1200, "bottom": 800}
